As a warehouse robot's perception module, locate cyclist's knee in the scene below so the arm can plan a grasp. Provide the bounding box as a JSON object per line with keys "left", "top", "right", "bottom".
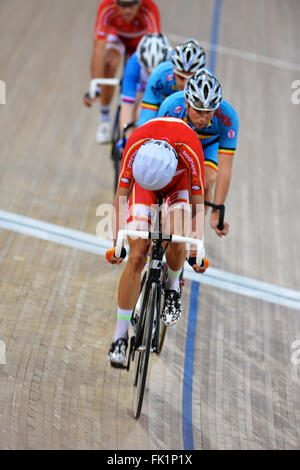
{"left": 127, "top": 238, "right": 150, "bottom": 273}
{"left": 104, "top": 50, "right": 120, "bottom": 75}
{"left": 128, "top": 252, "right": 148, "bottom": 273}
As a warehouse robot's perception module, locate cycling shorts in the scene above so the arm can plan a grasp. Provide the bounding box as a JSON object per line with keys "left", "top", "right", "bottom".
{"left": 105, "top": 30, "right": 142, "bottom": 57}
{"left": 126, "top": 176, "right": 191, "bottom": 232}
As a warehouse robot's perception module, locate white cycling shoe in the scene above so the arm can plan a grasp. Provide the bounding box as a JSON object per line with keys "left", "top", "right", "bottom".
{"left": 161, "top": 290, "right": 182, "bottom": 326}
{"left": 96, "top": 121, "right": 111, "bottom": 144}
{"left": 107, "top": 338, "right": 128, "bottom": 368}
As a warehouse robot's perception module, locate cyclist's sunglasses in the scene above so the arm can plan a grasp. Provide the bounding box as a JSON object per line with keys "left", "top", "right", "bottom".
{"left": 116, "top": 0, "right": 140, "bottom": 7}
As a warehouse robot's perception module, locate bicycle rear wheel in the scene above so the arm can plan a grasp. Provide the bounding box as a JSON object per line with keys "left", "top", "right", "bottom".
{"left": 134, "top": 282, "right": 157, "bottom": 419}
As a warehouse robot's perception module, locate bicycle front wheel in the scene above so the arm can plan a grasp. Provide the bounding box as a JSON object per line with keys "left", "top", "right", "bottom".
{"left": 134, "top": 282, "right": 157, "bottom": 419}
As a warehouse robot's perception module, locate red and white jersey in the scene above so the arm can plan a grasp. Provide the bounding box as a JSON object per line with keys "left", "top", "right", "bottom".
{"left": 94, "top": 0, "right": 160, "bottom": 43}
{"left": 119, "top": 117, "right": 205, "bottom": 195}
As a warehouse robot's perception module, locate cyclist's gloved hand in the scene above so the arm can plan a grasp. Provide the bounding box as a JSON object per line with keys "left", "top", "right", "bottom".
{"left": 105, "top": 247, "right": 127, "bottom": 265}
{"left": 83, "top": 92, "right": 92, "bottom": 107}
{"left": 187, "top": 256, "right": 209, "bottom": 274}
{"left": 83, "top": 86, "right": 100, "bottom": 107}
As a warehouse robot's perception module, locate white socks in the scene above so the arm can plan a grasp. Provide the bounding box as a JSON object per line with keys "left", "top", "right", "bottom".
{"left": 165, "top": 267, "right": 182, "bottom": 293}
{"left": 100, "top": 105, "right": 110, "bottom": 122}
{"left": 114, "top": 307, "right": 132, "bottom": 341}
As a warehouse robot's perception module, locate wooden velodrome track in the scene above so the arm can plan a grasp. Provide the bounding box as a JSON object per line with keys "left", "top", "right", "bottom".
{"left": 0, "top": 0, "right": 300, "bottom": 450}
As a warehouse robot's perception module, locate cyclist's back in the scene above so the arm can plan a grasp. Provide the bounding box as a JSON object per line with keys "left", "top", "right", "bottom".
{"left": 119, "top": 117, "right": 204, "bottom": 195}
{"left": 138, "top": 61, "right": 176, "bottom": 125}
{"left": 157, "top": 91, "right": 239, "bottom": 169}
{"left": 121, "top": 51, "right": 149, "bottom": 104}
{"left": 138, "top": 39, "right": 207, "bottom": 126}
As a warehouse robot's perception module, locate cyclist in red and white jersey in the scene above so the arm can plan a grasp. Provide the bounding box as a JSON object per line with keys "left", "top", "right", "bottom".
{"left": 84, "top": 0, "right": 160, "bottom": 143}
{"left": 105, "top": 117, "right": 208, "bottom": 367}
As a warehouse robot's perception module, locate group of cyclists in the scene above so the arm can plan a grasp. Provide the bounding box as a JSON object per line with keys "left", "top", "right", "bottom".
{"left": 84, "top": 0, "right": 239, "bottom": 368}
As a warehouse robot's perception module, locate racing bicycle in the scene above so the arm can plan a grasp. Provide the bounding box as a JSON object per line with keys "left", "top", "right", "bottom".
{"left": 114, "top": 195, "right": 212, "bottom": 419}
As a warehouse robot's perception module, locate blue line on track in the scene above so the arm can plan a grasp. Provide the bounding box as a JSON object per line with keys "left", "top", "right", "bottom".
{"left": 209, "top": 0, "right": 222, "bottom": 72}
{"left": 182, "top": 0, "right": 222, "bottom": 450}
{"left": 182, "top": 282, "right": 200, "bottom": 450}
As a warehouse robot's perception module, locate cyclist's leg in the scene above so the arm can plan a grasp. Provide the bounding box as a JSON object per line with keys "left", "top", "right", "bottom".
{"left": 108, "top": 184, "right": 156, "bottom": 366}
{"left": 162, "top": 211, "right": 187, "bottom": 326}
{"left": 100, "top": 33, "right": 124, "bottom": 106}
{"left": 161, "top": 186, "right": 191, "bottom": 325}
{"left": 108, "top": 236, "right": 150, "bottom": 367}
{"left": 97, "top": 33, "right": 124, "bottom": 143}
{"left": 118, "top": 236, "right": 150, "bottom": 313}
{"left": 164, "top": 203, "right": 188, "bottom": 279}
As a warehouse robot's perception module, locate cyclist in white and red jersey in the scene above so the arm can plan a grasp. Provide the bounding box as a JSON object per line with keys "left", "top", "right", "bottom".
{"left": 84, "top": 0, "right": 161, "bottom": 143}
{"left": 105, "top": 117, "right": 208, "bottom": 367}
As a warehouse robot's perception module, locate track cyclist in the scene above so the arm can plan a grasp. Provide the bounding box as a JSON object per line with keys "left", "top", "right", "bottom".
{"left": 138, "top": 39, "right": 206, "bottom": 126}
{"left": 105, "top": 117, "right": 208, "bottom": 368}
{"left": 84, "top": 0, "right": 161, "bottom": 143}
{"left": 118, "top": 33, "right": 171, "bottom": 144}
{"left": 157, "top": 69, "right": 239, "bottom": 237}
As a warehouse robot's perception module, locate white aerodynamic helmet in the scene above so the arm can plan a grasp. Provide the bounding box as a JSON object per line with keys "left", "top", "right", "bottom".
{"left": 133, "top": 140, "right": 178, "bottom": 191}
{"left": 171, "top": 39, "right": 206, "bottom": 73}
{"left": 137, "top": 33, "right": 171, "bottom": 73}
{"left": 184, "top": 69, "right": 223, "bottom": 111}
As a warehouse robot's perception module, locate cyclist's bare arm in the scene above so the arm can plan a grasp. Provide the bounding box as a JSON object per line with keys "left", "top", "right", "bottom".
{"left": 84, "top": 39, "right": 107, "bottom": 107}
{"left": 211, "top": 154, "right": 233, "bottom": 237}
{"left": 106, "top": 186, "right": 131, "bottom": 265}
{"left": 190, "top": 194, "right": 207, "bottom": 273}
{"left": 109, "top": 186, "right": 131, "bottom": 263}
{"left": 91, "top": 38, "right": 107, "bottom": 79}
{"left": 119, "top": 102, "right": 136, "bottom": 138}
{"left": 191, "top": 194, "right": 205, "bottom": 238}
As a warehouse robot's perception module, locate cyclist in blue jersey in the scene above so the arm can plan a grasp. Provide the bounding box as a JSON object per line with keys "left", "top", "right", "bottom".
{"left": 118, "top": 33, "right": 171, "bottom": 143}
{"left": 157, "top": 69, "right": 239, "bottom": 237}
{"left": 138, "top": 39, "right": 206, "bottom": 126}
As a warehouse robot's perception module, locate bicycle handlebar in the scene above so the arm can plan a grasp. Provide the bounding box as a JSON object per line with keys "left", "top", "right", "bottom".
{"left": 89, "top": 78, "right": 121, "bottom": 99}
{"left": 204, "top": 201, "right": 225, "bottom": 230}
{"left": 116, "top": 229, "right": 205, "bottom": 266}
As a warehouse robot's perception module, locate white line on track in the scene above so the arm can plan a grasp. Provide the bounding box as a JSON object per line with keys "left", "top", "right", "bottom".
{"left": 168, "top": 33, "right": 300, "bottom": 72}
{"left": 0, "top": 340, "right": 6, "bottom": 365}
{"left": 0, "top": 210, "right": 299, "bottom": 310}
